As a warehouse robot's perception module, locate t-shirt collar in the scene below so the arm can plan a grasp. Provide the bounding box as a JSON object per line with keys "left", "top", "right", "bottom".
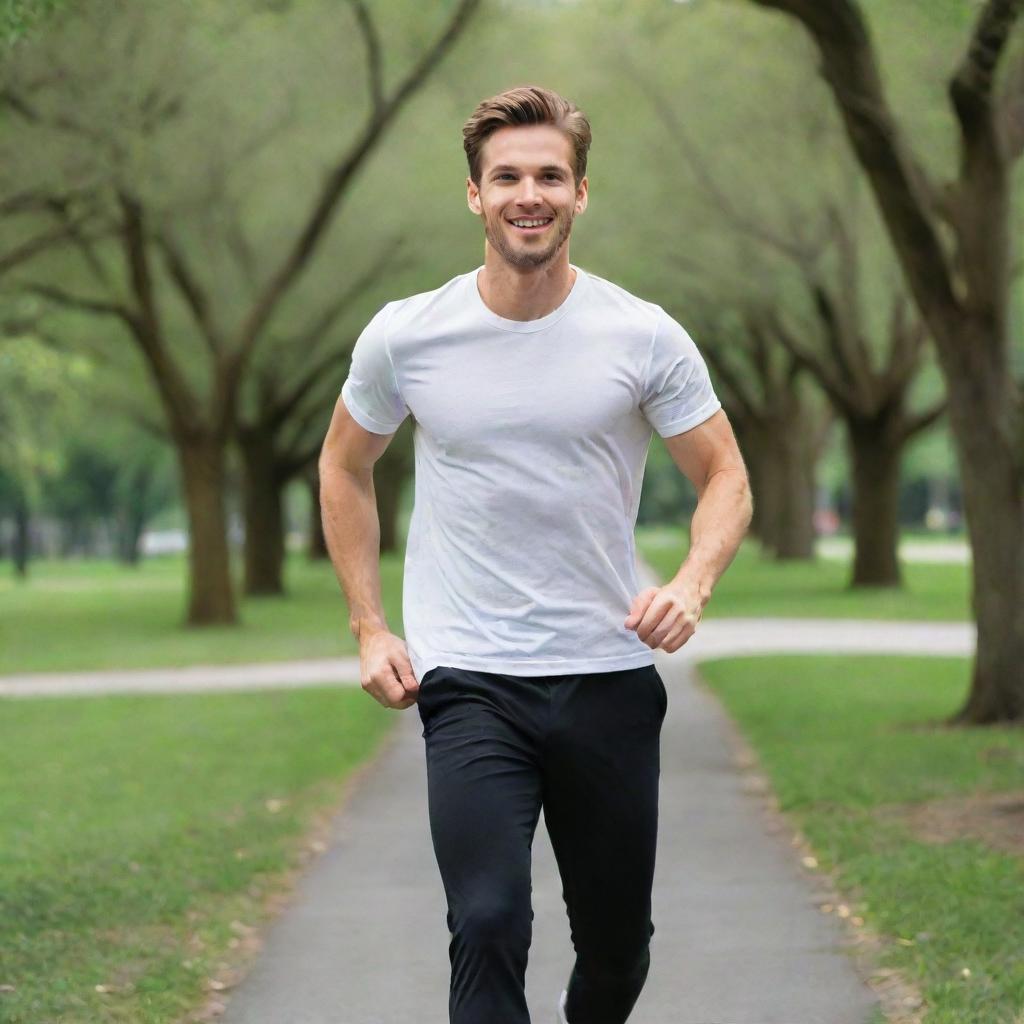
{"left": 469, "top": 263, "right": 589, "bottom": 333}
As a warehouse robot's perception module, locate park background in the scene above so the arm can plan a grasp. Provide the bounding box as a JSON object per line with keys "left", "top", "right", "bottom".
{"left": 0, "top": 0, "right": 1021, "bottom": 1022}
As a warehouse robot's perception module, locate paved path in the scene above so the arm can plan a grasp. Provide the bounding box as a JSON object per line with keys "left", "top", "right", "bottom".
{"left": 215, "top": 647, "right": 902, "bottom": 1024}
{"left": 817, "top": 537, "right": 968, "bottom": 564}
{"left": 3, "top": 573, "right": 971, "bottom": 1021}
{"left": 0, "top": 618, "right": 973, "bottom": 698}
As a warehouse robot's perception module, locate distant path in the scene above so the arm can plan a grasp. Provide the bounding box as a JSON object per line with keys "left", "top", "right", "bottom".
{"left": 0, "top": 619, "right": 974, "bottom": 698}
{"left": 817, "top": 536, "right": 969, "bottom": 564}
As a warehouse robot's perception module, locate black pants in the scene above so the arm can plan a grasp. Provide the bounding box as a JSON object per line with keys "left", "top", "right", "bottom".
{"left": 416, "top": 663, "right": 667, "bottom": 1024}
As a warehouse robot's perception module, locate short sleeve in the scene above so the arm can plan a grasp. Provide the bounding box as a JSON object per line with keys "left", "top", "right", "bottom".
{"left": 340, "top": 303, "right": 410, "bottom": 434}
{"left": 640, "top": 309, "right": 722, "bottom": 438}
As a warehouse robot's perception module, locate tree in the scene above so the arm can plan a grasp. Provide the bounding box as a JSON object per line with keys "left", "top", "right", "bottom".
{"left": 696, "top": 308, "right": 832, "bottom": 559}
{"left": 2, "top": 0, "right": 481, "bottom": 624}
{"left": 236, "top": 240, "right": 403, "bottom": 595}
{"left": 0, "top": 331, "right": 82, "bottom": 576}
{"left": 634, "top": 54, "right": 947, "bottom": 584}
{"left": 765, "top": 203, "right": 946, "bottom": 586}
{"left": 745, "top": 0, "right": 1024, "bottom": 723}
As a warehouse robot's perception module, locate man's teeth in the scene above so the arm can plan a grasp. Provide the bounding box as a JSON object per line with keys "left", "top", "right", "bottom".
{"left": 511, "top": 218, "right": 551, "bottom": 227}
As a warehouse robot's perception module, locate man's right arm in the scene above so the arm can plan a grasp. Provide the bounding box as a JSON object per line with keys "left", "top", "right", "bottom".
{"left": 318, "top": 395, "right": 419, "bottom": 709}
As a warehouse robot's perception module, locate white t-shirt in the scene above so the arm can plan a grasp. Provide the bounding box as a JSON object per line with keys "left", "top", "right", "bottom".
{"left": 340, "top": 264, "right": 721, "bottom": 681}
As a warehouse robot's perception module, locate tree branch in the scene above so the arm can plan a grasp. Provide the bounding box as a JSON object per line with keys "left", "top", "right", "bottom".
{"left": 349, "top": 0, "right": 384, "bottom": 117}
{"left": 701, "top": 343, "right": 762, "bottom": 422}
{"left": 257, "top": 236, "right": 404, "bottom": 429}
{"left": 883, "top": 291, "right": 930, "bottom": 390}
{"left": 822, "top": 200, "right": 877, "bottom": 390}
{"left": 154, "top": 227, "right": 224, "bottom": 354}
{"left": 628, "top": 56, "right": 821, "bottom": 271}
{"left": 278, "top": 392, "right": 339, "bottom": 476}
{"left": 19, "top": 281, "right": 136, "bottom": 326}
{"left": 951, "top": 0, "right": 1023, "bottom": 109}
{"left": 769, "top": 306, "right": 852, "bottom": 413}
{"left": 0, "top": 224, "right": 78, "bottom": 275}
{"left": 223, "top": 0, "right": 481, "bottom": 414}
{"left": 997, "top": 46, "right": 1024, "bottom": 160}
{"left": 898, "top": 398, "right": 947, "bottom": 443}
{"left": 117, "top": 191, "right": 201, "bottom": 432}
{"left": 748, "top": 0, "right": 960, "bottom": 327}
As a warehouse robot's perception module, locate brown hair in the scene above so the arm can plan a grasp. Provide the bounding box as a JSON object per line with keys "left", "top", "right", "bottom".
{"left": 462, "top": 86, "right": 592, "bottom": 185}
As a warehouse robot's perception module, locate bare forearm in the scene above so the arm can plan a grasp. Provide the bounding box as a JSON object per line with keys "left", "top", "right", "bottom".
{"left": 672, "top": 468, "right": 753, "bottom": 607}
{"left": 319, "top": 462, "right": 390, "bottom": 642}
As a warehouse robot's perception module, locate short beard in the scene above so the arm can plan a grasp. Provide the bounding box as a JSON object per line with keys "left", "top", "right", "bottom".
{"left": 485, "top": 210, "right": 573, "bottom": 270}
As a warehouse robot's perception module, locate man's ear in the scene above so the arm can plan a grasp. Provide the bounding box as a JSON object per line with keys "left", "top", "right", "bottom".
{"left": 575, "top": 175, "right": 589, "bottom": 215}
{"left": 467, "top": 176, "right": 482, "bottom": 216}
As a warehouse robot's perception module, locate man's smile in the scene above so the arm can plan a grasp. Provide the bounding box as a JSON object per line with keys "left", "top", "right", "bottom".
{"left": 507, "top": 216, "right": 554, "bottom": 233}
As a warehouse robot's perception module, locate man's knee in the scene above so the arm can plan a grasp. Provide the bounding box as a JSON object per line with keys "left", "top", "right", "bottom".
{"left": 454, "top": 895, "right": 531, "bottom": 952}
{"left": 576, "top": 918, "right": 654, "bottom": 977}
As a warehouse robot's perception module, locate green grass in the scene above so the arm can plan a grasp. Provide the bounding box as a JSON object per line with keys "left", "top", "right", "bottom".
{"left": 0, "top": 553, "right": 405, "bottom": 674}
{"left": 0, "top": 687, "right": 396, "bottom": 1023}
{"left": 636, "top": 528, "right": 971, "bottom": 621}
{"left": 0, "top": 530, "right": 971, "bottom": 676}
{"left": 697, "top": 654, "right": 1024, "bottom": 1024}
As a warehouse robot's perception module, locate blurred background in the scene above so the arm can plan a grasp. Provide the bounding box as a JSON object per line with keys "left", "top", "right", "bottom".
{"left": 1, "top": 2, "right": 1022, "bottom": 1021}
{"left": 2, "top": 0, "right": 1003, "bottom": 642}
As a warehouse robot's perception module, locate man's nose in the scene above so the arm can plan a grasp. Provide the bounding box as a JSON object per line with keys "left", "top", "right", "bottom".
{"left": 515, "top": 178, "right": 541, "bottom": 206}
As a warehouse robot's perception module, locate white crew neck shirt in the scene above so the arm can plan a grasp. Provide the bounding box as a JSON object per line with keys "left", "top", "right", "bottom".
{"left": 340, "top": 264, "right": 722, "bottom": 682}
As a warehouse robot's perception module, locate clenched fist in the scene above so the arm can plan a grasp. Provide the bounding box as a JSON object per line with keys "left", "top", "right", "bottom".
{"left": 358, "top": 628, "right": 420, "bottom": 709}
{"left": 625, "top": 580, "right": 705, "bottom": 653}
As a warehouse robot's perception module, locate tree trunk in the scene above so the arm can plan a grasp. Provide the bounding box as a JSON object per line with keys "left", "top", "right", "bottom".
{"left": 733, "top": 419, "right": 771, "bottom": 545}
{"left": 239, "top": 428, "right": 286, "bottom": 597}
{"left": 942, "top": 339, "right": 1024, "bottom": 724}
{"left": 848, "top": 420, "right": 903, "bottom": 587}
{"left": 117, "top": 466, "right": 152, "bottom": 566}
{"left": 307, "top": 471, "right": 328, "bottom": 561}
{"left": 178, "top": 436, "right": 236, "bottom": 624}
{"left": 117, "top": 506, "right": 146, "bottom": 566}
{"left": 772, "top": 428, "right": 816, "bottom": 560}
{"left": 13, "top": 497, "right": 29, "bottom": 579}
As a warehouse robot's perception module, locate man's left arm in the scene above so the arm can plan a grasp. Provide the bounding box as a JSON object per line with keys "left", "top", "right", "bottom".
{"left": 625, "top": 409, "right": 753, "bottom": 652}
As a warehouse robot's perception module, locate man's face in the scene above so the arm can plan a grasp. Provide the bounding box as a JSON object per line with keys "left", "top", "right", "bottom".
{"left": 467, "top": 124, "right": 588, "bottom": 270}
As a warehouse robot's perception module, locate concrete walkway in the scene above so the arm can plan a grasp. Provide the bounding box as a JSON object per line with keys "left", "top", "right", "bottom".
{"left": 1, "top": 581, "right": 972, "bottom": 1021}
{"left": 817, "top": 536, "right": 969, "bottom": 565}
{"left": 214, "top": 646, "right": 910, "bottom": 1024}
{"left": 0, "top": 618, "right": 973, "bottom": 699}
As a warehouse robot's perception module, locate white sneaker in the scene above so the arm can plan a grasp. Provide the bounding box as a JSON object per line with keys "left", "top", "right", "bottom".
{"left": 556, "top": 988, "right": 569, "bottom": 1023}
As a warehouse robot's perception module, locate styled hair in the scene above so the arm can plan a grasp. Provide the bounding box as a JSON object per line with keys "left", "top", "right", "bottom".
{"left": 462, "top": 85, "right": 592, "bottom": 185}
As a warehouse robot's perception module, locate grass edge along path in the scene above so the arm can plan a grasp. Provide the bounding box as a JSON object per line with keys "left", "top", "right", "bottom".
{"left": 636, "top": 529, "right": 971, "bottom": 623}
{"left": 0, "top": 686, "right": 398, "bottom": 1024}
{"left": 0, "top": 533, "right": 971, "bottom": 677}
{"left": 694, "top": 654, "right": 1024, "bottom": 1024}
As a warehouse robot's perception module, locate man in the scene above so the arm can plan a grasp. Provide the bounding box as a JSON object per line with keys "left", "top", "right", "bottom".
{"left": 319, "top": 86, "right": 752, "bottom": 1024}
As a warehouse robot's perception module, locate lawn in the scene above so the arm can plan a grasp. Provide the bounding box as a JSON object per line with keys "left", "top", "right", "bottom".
{"left": 697, "top": 654, "right": 1024, "bottom": 1024}
{"left": 0, "top": 553, "right": 405, "bottom": 675}
{"left": 636, "top": 528, "right": 971, "bottom": 622}
{"left": 0, "top": 686, "right": 397, "bottom": 1024}
{"left": 0, "top": 531, "right": 971, "bottom": 676}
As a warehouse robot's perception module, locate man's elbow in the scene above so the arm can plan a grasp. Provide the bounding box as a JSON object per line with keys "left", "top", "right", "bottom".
{"left": 703, "top": 465, "right": 753, "bottom": 533}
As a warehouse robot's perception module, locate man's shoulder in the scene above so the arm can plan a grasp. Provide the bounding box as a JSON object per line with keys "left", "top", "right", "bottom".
{"left": 577, "top": 268, "right": 665, "bottom": 332}
{"left": 378, "top": 270, "right": 475, "bottom": 335}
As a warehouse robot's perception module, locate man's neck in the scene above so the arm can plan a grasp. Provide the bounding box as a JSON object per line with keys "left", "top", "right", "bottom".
{"left": 477, "top": 248, "right": 576, "bottom": 322}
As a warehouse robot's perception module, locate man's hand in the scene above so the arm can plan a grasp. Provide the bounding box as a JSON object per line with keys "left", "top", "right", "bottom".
{"left": 624, "top": 580, "right": 704, "bottom": 653}
{"left": 359, "top": 629, "right": 420, "bottom": 709}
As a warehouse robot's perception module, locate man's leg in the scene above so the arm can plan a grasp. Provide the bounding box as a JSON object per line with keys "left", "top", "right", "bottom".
{"left": 542, "top": 665, "right": 667, "bottom": 1024}
{"left": 417, "top": 666, "right": 547, "bottom": 1024}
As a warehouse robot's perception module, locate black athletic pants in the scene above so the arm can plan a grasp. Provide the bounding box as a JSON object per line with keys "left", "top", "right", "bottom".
{"left": 416, "top": 663, "right": 667, "bottom": 1024}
